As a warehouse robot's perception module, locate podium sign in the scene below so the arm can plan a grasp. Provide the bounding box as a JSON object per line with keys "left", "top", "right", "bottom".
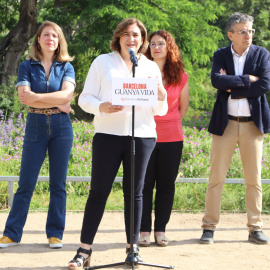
{"left": 112, "top": 78, "right": 158, "bottom": 106}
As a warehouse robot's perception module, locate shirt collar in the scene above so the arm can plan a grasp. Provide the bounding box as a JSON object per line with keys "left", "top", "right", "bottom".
{"left": 231, "top": 44, "right": 250, "bottom": 57}
{"left": 31, "top": 59, "right": 62, "bottom": 65}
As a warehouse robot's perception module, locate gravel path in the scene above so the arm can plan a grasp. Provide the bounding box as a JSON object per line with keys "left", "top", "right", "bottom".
{"left": 0, "top": 212, "right": 270, "bottom": 269}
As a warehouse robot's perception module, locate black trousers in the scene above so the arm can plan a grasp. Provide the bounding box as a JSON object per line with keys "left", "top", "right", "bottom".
{"left": 140, "top": 141, "right": 183, "bottom": 232}
{"left": 80, "top": 133, "right": 156, "bottom": 245}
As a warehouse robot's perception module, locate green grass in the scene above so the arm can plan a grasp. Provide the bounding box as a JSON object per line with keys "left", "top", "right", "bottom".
{"left": 1, "top": 115, "right": 270, "bottom": 213}
{"left": 2, "top": 182, "right": 269, "bottom": 214}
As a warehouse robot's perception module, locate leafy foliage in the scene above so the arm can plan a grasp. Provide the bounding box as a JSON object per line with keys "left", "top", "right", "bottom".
{"left": 0, "top": 76, "right": 27, "bottom": 119}
{"left": 0, "top": 0, "right": 20, "bottom": 38}
{"left": 39, "top": 0, "right": 224, "bottom": 112}
{"left": 2, "top": 0, "right": 269, "bottom": 113}
{"left": 213, "top": 0, "right": 270, "bottom": 51}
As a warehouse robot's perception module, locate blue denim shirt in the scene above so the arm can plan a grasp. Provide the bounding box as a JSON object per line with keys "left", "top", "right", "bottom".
{"left": 16, "top": 59, "right": 75, "bottom": 94}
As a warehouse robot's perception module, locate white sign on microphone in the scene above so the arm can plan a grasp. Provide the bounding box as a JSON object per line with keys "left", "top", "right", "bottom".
{"left": 112, "top": 78, "right": 158, "bottom": 106}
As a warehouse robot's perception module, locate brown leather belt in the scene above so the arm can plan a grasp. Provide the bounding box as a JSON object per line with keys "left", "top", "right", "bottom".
{"left": 228, "top": 115, "right": 252, "bottom": 122}
{"left": 28, "top": 108, "right": 61, "bottom": 116}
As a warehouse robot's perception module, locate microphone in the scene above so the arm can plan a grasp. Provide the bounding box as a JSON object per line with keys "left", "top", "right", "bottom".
{"left": 128, "top": 48, "right": 138, "bottom": 67}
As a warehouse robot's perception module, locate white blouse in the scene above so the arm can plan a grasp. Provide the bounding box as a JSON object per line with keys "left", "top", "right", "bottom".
{"left": 79, "top": 52, "right": 168, "bottom": 138}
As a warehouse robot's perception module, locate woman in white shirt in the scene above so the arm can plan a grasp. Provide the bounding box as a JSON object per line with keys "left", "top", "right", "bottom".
{"left": 68, "top": 17, "right": 167, "bottom": 270}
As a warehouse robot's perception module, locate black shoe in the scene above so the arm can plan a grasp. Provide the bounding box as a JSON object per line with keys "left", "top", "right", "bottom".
{"left": 199, "top": 230, "right": 214, "bottom": 244}
{"left": 126, "top": 246, "right": 143, "bottom": 262}
{"left": 248, "top": 231, "right": 270, "bottom": 245}
{"left": 68, "top": 247, "right": 92, "bottom": 269}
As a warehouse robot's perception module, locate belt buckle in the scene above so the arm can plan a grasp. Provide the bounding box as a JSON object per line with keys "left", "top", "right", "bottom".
{"left": 44, "top": 109, "right": 53, "bottom": 116}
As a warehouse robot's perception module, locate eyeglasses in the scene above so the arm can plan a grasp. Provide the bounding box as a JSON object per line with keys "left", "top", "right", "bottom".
{"left": 231, "top": 29, "right": 255, "bottom": 36}
{"left": 149, "top": 42, "right": 166, "bottom": 49}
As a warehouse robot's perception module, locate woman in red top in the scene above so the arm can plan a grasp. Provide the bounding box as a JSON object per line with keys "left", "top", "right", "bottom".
{"left": 140, "top": 30, "right": 190, "bottom": 247}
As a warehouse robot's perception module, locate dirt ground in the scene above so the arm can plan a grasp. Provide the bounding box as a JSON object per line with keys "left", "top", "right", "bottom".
{"left": 0, "top": 211, "right": 270, "bottom": 270}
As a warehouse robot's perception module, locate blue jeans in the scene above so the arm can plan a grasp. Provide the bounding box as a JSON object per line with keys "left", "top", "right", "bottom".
{"left": 4, "top": 112, "right": 73, "bottom": 242}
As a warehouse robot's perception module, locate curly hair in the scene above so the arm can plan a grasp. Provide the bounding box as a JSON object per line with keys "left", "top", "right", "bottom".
{"left": 145, "top": 30, "right": 185, "bottom": 86}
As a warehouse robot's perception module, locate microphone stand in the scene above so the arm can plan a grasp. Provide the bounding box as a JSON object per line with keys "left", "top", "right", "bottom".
{"left": 85, "top": 58, "right": 173, "bottom": 270}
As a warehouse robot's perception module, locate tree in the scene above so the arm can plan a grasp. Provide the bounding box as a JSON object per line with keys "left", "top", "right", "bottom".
{"left": 0, "top": 0, "right": 225, "bottom": 115}
{"left": 0, "top": 0, "right": 39, "bottom": 85}
{"left": 45, "top": 0, "right": 223, "bottom": 64}
{"left": 46, "top": 0, "right": 224, "bottom": 112}
{"left": 213, "top": 0, "right": 270, "bottom": 50}
{"left": 0, "top": 0, "right": 20, "bottom": 36}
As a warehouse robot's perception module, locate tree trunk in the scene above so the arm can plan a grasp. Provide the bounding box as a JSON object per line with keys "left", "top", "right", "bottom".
{"left": 0, "top": 0, "right": 38, "bottom": 85}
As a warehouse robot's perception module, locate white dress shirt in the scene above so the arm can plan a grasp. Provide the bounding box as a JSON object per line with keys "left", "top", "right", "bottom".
{"left": 79, "top": 52, "right": 168, "bottom": 137}
{"left": 228, "top": 45, "right": 251, "bottom": 117}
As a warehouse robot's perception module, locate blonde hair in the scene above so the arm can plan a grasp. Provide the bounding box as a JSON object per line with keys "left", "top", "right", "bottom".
{"left": 110, "top": 17, "right": 148, "bottom": 54}
{"left": 29, "top": 21, "right": 74, "bottom": 62}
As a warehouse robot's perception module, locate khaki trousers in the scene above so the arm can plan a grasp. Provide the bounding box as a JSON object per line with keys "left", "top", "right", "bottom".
{"left": 202, "top": 120, "right": 264, "bottom": 232}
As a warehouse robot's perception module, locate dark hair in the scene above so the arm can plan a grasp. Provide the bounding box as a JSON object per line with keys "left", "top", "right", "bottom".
{"left": 29, "top": 20, "right": 73, "bottom": 62}
{"left": 227, "top": 12, "right": 254, "bottom": 32}
{"left": 145, "top": 30, "right": 185, "bottom": 86}
{"left": 110, "top": 17, "right": 148, "bottom": 54}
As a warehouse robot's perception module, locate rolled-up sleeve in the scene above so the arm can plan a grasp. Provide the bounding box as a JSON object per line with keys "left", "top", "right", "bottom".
{"left": 16, "top": 61, "right": 31, "bottom": 89}
{"left": 63, "top": 62, "right": 76, "bottom": 87}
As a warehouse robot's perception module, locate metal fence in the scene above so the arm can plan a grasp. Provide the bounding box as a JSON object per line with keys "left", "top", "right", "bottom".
{"left": 1, "top": 176, "right": 270, "bottom": 208}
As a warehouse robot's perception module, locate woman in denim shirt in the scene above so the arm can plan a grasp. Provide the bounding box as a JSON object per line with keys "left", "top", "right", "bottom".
{"left": 0, "top": 21, "right": 75, "bottom": 249}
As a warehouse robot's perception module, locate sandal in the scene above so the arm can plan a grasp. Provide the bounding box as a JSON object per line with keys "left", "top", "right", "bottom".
{"left": 154, "top": 235, "right": 169, "bottom": 247}
{"left": 68, "top": 247, "right": 92, "bottom": 270}
{"left": 138, "top": 235, "right": 150, "bottom": 247}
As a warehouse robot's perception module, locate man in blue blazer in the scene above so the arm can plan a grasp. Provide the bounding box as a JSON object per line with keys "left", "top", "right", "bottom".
{"left": 200, "top": 12, "right": 270, "bottom": 245}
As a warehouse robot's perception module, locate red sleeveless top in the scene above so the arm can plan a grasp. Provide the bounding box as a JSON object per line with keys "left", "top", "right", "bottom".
{"left": 155, "top": 71, "right": 188, "bottom": 142}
